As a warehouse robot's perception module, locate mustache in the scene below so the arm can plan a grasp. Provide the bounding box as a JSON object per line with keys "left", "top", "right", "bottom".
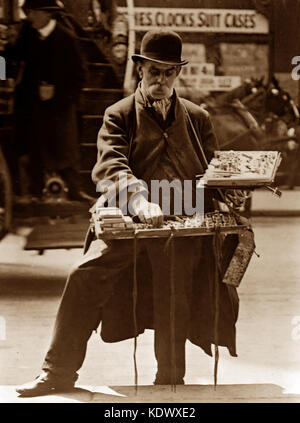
{"left": 152, "top": 84, "right": 167, "bottom": 88}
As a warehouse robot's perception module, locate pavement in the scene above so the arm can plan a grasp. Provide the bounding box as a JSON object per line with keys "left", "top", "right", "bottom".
{"left": 0, "top": 203, "right": 300, "bottom": 403}
{"left": 251, "top": 188, "right": 300, "bottom": 216}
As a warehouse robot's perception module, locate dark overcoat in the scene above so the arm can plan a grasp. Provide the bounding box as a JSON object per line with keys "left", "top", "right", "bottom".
{"left": 6, "top": 20, "right": 86, "bottom": 170}
{"left": 89, "top": 87, "right": 240, "bottom": 358}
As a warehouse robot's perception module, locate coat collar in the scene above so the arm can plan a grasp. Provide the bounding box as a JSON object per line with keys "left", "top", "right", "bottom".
{"left": 135, "top": 83, "right": 180, "bottom": 120}
{"left": 38, "top": 19, "right": 57, "bottom": 39}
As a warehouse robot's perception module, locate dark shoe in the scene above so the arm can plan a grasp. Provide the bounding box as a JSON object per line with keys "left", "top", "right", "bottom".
{"left": 16, "top": 373, "right": 75, "bottom": 397}
{"left": 153, "top": 376, "right": 185, "bottom": 385}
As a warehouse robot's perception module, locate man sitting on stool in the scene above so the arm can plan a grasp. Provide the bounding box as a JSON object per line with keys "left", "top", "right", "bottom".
{"left": 16, "top": 29, "right": 240, "bottom": 396}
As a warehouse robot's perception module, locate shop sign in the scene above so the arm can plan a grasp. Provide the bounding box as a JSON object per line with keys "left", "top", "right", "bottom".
{"left": 119, "top": 7, "right": 269, "bottom": 34}
{"left": 177, "top": 75, "right": 241, "bottom": 91}
{"left": 181, "top": 63, "right": 215, "bottom": 76}
{"left": 201, "top": 75, "right": 242, "bottom": 91}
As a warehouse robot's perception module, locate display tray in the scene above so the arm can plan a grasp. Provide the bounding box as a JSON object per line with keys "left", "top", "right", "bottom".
{"left": 92, "top": 212, "right": 248, "bottom": 240}
{"left": 198, "top": 151, "right": 282, "bottom": 187}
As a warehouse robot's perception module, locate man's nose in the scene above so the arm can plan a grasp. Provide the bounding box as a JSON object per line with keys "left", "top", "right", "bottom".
{"left": 157, "top": 72, "right": 167, "bottom": 83}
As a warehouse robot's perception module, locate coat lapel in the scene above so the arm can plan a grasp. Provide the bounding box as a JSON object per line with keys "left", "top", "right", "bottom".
{"left": 132, "top": 88, "right": 206, "bottom": 182}
{"left": 164, "top": 99, "right": 205, "bottom": 179}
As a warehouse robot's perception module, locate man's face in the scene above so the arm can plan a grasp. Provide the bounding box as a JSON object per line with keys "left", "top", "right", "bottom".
{"left": 138, "top": 60, "right": 181, "bottom": 100}
{"left": 25, "top": 9, "right": 52, "bottom": 30}
{"left": 112, "top": 44, "right": 127, "bottom": 65}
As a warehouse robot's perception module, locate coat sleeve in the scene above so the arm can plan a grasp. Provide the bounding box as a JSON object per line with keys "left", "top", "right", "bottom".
{"left": 189, "top": 106, "right": 219, "bottom": 167}
{"left": 4, "top": 21, "right": 31, "bottom": 62}
{"left": 199, "top": 110, "right": 220, "bottom": 164}
{"left": 181, "top": 99, "right": 219, "bottom": 167}
{"left": 54, "top": 29, "right": 87, "bottom": 110}
{"left": 191, "top": 106, "right": 225, "bottom": 205}
{"left": 91, "top": 103, "right": 148, "bottom": 210}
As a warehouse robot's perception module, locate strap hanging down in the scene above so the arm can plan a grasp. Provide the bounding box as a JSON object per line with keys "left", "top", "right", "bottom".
{"left": 165, "top": 232, "right": 177, "bottom": 392}
{"left": 182, "top": 102, "right": 232, "bottom": 208}
{"left": 182, "top": 102, "right": 230, "bottom": 389}
{"left": 212, "top": 226, "right": 223, "bottom": 389}
{"left": 133, "top": 233, "right": 139, "bottom": 393}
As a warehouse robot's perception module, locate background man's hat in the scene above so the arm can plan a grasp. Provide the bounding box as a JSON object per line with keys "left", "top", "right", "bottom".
{"left": 22, "top": 0, "right": 62, "bottom": 11}
{"left": 132, "top": 30, "right": 188, "bottom": 66}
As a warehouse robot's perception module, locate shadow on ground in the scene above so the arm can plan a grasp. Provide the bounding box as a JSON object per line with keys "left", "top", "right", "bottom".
{"left": 1, "top": 383, "right": 300, "bottom": 403}
{"left": 0, "top": 263, "right": 66, "bottom": 295}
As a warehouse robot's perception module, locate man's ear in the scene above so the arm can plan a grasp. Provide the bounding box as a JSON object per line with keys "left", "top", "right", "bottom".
{"left": 176, "top": 66, "right": 182, "bottom": 76}
{"left": 136, "top": 61, "right": 144, "bottom": 79}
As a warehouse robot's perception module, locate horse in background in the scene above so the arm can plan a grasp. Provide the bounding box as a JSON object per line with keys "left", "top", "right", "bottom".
{"left": 177, "top": 77, "right": 266, "bottom": 151}
{"left": 241, "top": 77, "right": 300, "bottom": 188}
{"left": 188, "top": 76, "right": 300, "bottom": 188}
{"left": 179, "top": 76, "right": 300, "bottom": 214}
{"left": 198, "top": 78, "right": 266, "bottom": 152}
{"left": 203, "top": 77, "right": 265, "bottom": 108}
{"left": 177, "top": 76, "right": 263, "bottom": 110}
{"left": 242, "top": 76, "right": 299, "bottom": 126}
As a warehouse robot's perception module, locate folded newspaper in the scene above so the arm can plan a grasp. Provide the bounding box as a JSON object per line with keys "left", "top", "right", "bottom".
{"left": 199, "top": 151, "right": 282, "bottom": 187}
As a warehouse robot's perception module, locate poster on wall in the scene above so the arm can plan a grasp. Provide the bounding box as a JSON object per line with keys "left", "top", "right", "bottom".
{"left": 176, "top": 74, "right": 241, "bottom": 92}
{"left": 175, "top": 42, "right": 242, "bottom": 95}
{"left": 181, "top": 43, "right": 206, "bottom": 63}
{"left": 176, "top": 43, "right": 214, "bottom": 91}
{"left": 220, "top": 43, "right": 269, "bottom": 80}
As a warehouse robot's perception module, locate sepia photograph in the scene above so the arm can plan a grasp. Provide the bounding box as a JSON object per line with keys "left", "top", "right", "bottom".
{"left": 0, "top": 0, "right": 299, "bottom": 411}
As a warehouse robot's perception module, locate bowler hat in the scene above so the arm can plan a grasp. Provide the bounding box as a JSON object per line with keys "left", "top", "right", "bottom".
{"left": 22, "top": 0, "right": 62, "bottom": 11}
{"left": 132, "top": 30, "right": 188, "bottom": 66}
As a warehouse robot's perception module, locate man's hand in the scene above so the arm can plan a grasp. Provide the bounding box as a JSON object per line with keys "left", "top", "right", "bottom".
{"left": 0, "top": 24, "right": 20, "bottom": 46}
{"left": 39, "top": 82, "right": 55, "bottom": 101}
{"left": 224, "top": 189, "right": 250, "bottom": 210}
{"left": 130, "top": 194, "right": 163, "bottom": 227}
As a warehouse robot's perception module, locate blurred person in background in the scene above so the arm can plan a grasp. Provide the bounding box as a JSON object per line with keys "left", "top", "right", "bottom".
{"left": 5, "top": 0, "right": 94, "bottom": 201}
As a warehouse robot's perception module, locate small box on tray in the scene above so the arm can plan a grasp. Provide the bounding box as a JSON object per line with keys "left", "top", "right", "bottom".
{"left": 93, "top": 207, "right": 134, "bottom": 236}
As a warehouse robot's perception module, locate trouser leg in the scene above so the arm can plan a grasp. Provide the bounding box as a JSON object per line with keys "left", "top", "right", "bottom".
{"left": 146, "top": 238, "right": 201, "bottom": 383}
{"left": 42, "top": 239, "right": 134, "bottom": 382}
{"left": 59, "top": 167, "right": 82, "bottom": 200}
{"left": 28, "top": 148, "right": 44, "bottom": 197}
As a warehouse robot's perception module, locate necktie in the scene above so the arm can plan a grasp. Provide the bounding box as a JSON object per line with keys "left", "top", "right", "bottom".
{"left": 152, "top": 98, "right": 172, "bottom": 121}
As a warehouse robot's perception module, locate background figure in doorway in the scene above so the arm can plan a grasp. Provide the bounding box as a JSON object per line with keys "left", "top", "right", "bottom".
{"left": 5, "top": 0, "right": 93, "bottom": 201}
